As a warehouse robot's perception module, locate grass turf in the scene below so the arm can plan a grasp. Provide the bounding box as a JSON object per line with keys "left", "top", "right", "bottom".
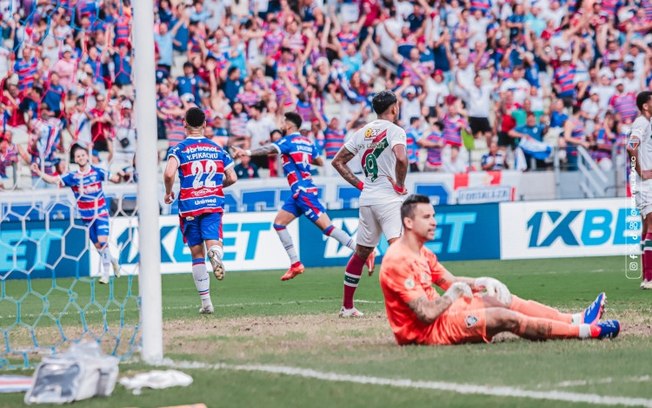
{"left": 1, "top": 256, "right": 651, "bottom": 407}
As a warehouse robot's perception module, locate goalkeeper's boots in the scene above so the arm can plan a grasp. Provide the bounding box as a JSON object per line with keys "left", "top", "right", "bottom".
{"left": 208, "top": 249, "right": 225, "bottom": 280}
{"left": 281, "top": 262, "right": 304, "bottom": 281}
{"left": 590, "top": 320, "right": 620, "bottom": 339}
{"left": 339, "top": 306, "right": 364, "bottom": 318}
{"left": 111, "top": 258, "right": 121, "bottom": 278}
{"left": 583, "top": 292, "right": 606, "bottom": 325}
{"left": 199, "top": 304, "right": 214, "bottom": 314}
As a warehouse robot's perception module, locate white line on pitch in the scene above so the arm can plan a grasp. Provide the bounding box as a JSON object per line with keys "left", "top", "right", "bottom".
{"left": 160, "top": 360, "right": 652, "bottom": 408}
{"left": 551, "top": 376, "right": 651, "bottom": 388}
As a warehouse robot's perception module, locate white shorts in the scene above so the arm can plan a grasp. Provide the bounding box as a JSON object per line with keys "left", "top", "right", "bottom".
{"left": 635, "top": 190, "right": 652, "bottom": 218}
{"left": 357, "top": 201, "right": 403, "bottom": 247}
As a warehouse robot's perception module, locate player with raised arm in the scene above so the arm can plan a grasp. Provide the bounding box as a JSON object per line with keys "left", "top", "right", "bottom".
{"left": 379, "top": 194, "right": 619, "bottom": 345}
{"left": 31, "top": 144, "right": 123, "bottom": 285}
{"left": 331, "top": 90, "right": 409, "bottom": 317}
{"left": 164, "top": 107, "right": 238, "bottom": 314}
{"left": 627, "top": 91, "right": 652, "bottom": 289}
{"left": 232, "top": 112, "right": 372, "bottom": 281}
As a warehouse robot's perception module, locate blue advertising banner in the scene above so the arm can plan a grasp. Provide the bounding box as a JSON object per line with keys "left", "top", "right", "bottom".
{"left": 298, "top": 203, "right": 501, "bottom": 267}
{"left": 0, "top": 219, "right": 90, "bottom": 279}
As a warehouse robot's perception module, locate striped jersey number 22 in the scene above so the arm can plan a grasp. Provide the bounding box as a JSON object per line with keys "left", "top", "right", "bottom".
{"left": 191, "top": 161, "right": 218, "bottom": 188}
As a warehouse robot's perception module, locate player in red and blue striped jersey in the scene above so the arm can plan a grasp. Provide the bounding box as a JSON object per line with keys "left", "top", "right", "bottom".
{"left": 233, "top": 112, "right": 372, "bottom": 281}
{"left": 164, "top": 107, "right": 237, "bottom": 314}
{"left": 31, "top": 144, "right": 123, "bottom": 285}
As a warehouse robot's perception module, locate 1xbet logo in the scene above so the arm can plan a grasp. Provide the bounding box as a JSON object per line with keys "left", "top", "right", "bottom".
{"left": 526, "top": 209, "right": 639, "bottom": 248}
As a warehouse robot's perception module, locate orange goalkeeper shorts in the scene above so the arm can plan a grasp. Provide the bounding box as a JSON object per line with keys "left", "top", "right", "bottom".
{"left": 425, "top": 295, "right": 492, "bottom": 345}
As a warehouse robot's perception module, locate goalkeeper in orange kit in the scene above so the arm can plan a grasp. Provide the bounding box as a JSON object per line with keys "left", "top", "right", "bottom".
{"left": 379, "top": 195, "right": 620, "bottom": 345}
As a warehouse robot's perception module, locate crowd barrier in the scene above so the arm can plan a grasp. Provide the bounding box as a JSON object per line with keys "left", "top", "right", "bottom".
{"left": 1, "top": 197, "right": 638, "bottom": 279}
{"left": 0, "top": 171, "right": 521, "bottom": 222}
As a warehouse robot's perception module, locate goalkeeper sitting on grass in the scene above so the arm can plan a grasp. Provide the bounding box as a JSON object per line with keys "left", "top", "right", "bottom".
{"left": 379, "top": 194, "right": 620, "bottom": 346}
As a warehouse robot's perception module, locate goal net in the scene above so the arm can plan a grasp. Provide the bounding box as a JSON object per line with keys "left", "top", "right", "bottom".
{"left": 0, "top": 0, "right": 154, "bottom": 368}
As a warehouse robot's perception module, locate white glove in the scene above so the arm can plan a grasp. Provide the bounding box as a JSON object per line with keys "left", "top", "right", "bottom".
{"left": 442, "top": 282, "right": 473, "bottom": 303}
{"left": 474, "top": 277, "right": 512, "bottom": 305}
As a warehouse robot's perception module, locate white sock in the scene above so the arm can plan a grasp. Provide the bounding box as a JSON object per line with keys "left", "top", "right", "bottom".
{"left": 208, "top": 245, "right": 224, "bottom": 262}
{"left": 99, "top": 246, "right": 111, "bottom": 279}
{"left": 192, "top": 258, "right": 212, "bottom": 307}
{"left": 578, "top": 324, "right": 591, "bottom": 339}
{"left": 274, "top": 224, "right": 300, "bottom": 264}
{"left": 571, "top": 313, "right": 583, "bottom": 325}
{"left": 324, "top": 226, "right": 355, "bottom": 250}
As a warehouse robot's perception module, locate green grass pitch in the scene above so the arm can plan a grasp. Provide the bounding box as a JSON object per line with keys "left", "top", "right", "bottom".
{"left": 1, "top": 256, "right": 651, "bottom": 407}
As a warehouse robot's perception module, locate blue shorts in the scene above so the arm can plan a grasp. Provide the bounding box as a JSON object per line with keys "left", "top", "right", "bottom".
{"left": 180, "top": 212, "right": 223, "bottom": 247}
{"left": 85, "top": 217, "right": 110, "bottom": 245}
{"left": 281, "top": 191, "right": 326, "bottom": 223}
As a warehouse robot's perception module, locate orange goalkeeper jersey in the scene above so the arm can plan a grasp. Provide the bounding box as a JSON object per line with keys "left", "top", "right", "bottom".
{"left": 379, "top": 241, "right": 447, "bottom": 345}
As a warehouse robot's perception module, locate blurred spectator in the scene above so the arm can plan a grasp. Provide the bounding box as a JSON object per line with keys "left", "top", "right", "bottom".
{"left": 235, "top": 153, "right": 260, "bottom": 180}
{"left": 0, "top": 0, "right": 648, "bottom": 192}
{"left": 421, "top": 120, "right": 445, "bottom": 172}
{"left": 112, "top": 99, "right": 136, "bottom": 174}
{"left": 509, "top": 112, "right": 547, "bottom": 169}
{"left": 442, "top": 145, "right": 469, "bottom": 174}
{"left": 481, "top": 141, "right": 507, "bottom": 171}
{"left": 563, "top": 105, "right": 591, "bottom": 170}
{"left": 0, "top": 130, "right": 18, "bottom": 182}
{"left": 405, "top": 116, "right": 423, "bottom": 172}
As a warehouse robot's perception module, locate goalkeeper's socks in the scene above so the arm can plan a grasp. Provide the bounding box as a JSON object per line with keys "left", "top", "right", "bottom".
{"left": 515, "top": 315, "right": 581, "bottom": 339}
{"left": 192, "top": 258, "right": 211, "bottom": 306}
{"left": 644, "top": 233, "right": 652, "bottom": 281}
{"left": 509, "top": 296, "right": 572, "bottom": 323}
{"left": 323, "top": 225, "right": 355, "bottom": 251}
{"left": 343, "top": 253, "right": 365, "bottom": 309}
{"left": 274, "top": 224, "right": 300, "bottom": 264}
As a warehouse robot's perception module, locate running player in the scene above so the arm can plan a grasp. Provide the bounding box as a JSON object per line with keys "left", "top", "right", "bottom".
{"left": 379, "top": 194, "right": 620, "bottom": 345}
{"left": 332, "top": 90, "right": 409, "bottom": 317}
{"left": 627, "top": 91, "right": 652, "bottom": 289}
{"left": 164, "top": 107, "right": 237, "bottom": 314}
{"left": 232, "top": 112, "right": 372, "bottom": 281}
{"left": 31, "top": 144, "right": 122, "bottom": 284}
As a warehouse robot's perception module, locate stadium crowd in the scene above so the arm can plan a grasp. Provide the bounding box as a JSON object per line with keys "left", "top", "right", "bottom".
{"left": 0, "top": 0, "right": 650, "bottom": 190}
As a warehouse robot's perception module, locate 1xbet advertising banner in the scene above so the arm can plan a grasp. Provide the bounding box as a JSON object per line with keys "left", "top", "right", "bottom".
{"left": 499, "top": 198, "right": 640, "bottom": 260}
{"left": 0, "top": 219, "right": 89, "bottom": 279}
{"left": 90, "top": 212, "right": 299, "bottom": 276}
{"left": 298, "top": 204, "right": 501, "bottom": 267}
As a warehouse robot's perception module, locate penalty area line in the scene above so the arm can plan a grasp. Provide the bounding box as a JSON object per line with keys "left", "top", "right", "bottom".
{"left": 161, "top": 360, "right": 652, "bottom": 408}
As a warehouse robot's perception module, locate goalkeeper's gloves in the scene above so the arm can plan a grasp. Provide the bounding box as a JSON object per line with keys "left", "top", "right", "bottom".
{"left": 474, "top": 277, "right": 512, "bottom": 306}
{"left": 442, "top": 282, "right": 473, "bottom": 303}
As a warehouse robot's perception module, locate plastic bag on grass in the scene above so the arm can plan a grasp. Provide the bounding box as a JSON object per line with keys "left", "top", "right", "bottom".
{"left": 24, "top": 341, "right": 119, "bottom": 405}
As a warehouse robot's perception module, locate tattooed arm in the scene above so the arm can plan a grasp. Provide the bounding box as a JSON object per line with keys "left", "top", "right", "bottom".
{"left": 407, "top": 282, "right": 472, "bottom": 324}
{"left": 232, "top": 144, "right": 279, "bottom": 159}
{"left": 223, "top": 167, "right": 237, "bottom": 187}
{"left": 406, "top": 296, "right": 453, "bottom": 325}
{"left": 392, "top": 144, "right": 408, "bottom": 191}
{"left": 332, "top": 147, "right": 363, "bottom": 190}
{"left": 249, "top": 144, "right": 280, "bottom": 157}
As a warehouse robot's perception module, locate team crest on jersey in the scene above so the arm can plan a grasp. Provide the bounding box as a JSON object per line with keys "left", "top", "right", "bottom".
{"left": 628, "top": 136, "right": 640, "bottom": 150}
{"left": 465, "top": 315, "right": 478, "bottom": 328}
{"left": 404, "top": 278, "right": 415, "bottom": 290}
{"left": 364, "top": 127, "right": 379, "bottom": 139}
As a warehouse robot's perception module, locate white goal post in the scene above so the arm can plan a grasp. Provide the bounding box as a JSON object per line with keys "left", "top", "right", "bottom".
{"left": 132, "top": 0, "right": 163, "bottom": 364}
